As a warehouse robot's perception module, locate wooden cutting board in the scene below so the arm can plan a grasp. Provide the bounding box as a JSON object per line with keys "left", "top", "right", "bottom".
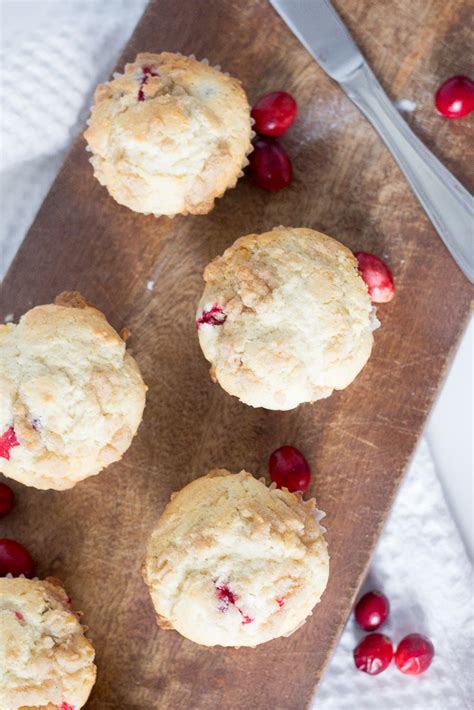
{"left": 1, "top": 0, "right": 472, "bottom": 707}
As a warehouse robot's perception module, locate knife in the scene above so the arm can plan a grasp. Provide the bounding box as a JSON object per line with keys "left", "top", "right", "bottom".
{"left": 270, "top": 0, "right": 474, "bottom": 282}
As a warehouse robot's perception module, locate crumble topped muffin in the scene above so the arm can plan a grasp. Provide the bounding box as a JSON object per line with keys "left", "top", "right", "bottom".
{"left": 0, "top": 292, "right": 147, "bottom": 490}
{"left": 84, "top": 52, "right": 253, "bottom": 217}
{"left": 0, "top": 577, "right": 96, "bottom": 710}
{"left": 196, "top": 227, "right": 375, "bottom": 410}
{"left": 143, "top": 469, "right": 329, "bottom": 647}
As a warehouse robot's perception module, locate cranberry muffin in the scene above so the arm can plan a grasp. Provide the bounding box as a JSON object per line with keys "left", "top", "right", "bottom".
{"left": 143, "top": 469, "right": 329, "bottom": 647}
{"left": 196, "top": 227, "right": 376, "bottom": 410}
{"left": 0, "top": 292, "right": 147, "bottom": 490}
{"left": 85, "top": 52, "right": 252, "bottom": 216}
{"left": 0, "top": 577, "right": 96, "bottom": 710}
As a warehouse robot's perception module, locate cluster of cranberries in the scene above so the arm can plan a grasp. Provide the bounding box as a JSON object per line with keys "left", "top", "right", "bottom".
{"left": 353, "top": 590, "right": 434, "bottom": 676}
{"left": 248, "top": 91, "right": 297, "bottom": 192}
{"left": 0, "top": 481, "right": 36, "bottom": 578}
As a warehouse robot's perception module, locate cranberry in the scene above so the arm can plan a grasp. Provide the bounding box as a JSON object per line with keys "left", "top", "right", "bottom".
{"left": 251, "top": 91, "right": 297, "bottom": 137}
{"left": 355, "top": 590, "right": 390, "bottom": 631}
{"left": 138, "top": 66, "right": 159, "bottom": 102}
{"left": 435, "top": 75, "right": 474, "bottom": 118}
{"left": 15, "top": 611, "right": 24, "bottom": 622}
{"left": 395, "top": 633, "right": 435, "bottom": 675}
{"left": 354, "top": 251, "right": 394, "bottom": 303}
{"left": 215, "top": 584, "right": 254, "bottom": 625}
{"left": 196, "top": 304, "right": 227, "bottom": 329}
{"left": 0, "top": 427, "right": 20, "bottom": 460}
{"left": 59, "top": 703, "right": 75, "bottom": 710}
{"left": 353, "top": 633, "right": 394, "bottom": 675}
{"left": 216, "top": 584, "right": 238, "bottom": 610}
{"left": 269, "top": 445, "right": 311, "bottom": 492}
{"left": 248, "top": 137, "right": 292, "bottom": 192}
{"left": 0, "top": 539, "right": 35, "bottom": 578}
{"left": 0, "top": 482, "right": 15, "bottom": 518}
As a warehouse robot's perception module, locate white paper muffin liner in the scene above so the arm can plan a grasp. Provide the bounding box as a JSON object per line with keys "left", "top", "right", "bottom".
{"left": 370, "top": 306, "right": 381, "bottom": 331}
{"left": 261, "top": 476, "right": 328, "bottom": 534}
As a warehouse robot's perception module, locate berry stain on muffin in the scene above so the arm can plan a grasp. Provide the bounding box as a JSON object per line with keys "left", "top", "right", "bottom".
{"left": 137, "top": 65, "right": 159, "bottom": 101}
{"left": 0, "top": 427, "right": 20, "bottom": 460}
{"left": 216, "top": 583, "right": 254, "bottom": 624}
{"left": 196, "top": 304, "right": 227, "bottom": 329}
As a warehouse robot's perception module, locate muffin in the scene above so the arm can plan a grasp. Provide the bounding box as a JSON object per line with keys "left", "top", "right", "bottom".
{"left": 143, "top": 469, "right": 329, "bottom": 647}
{"left": 84, "top": 52, "right": 253, "bottom": 217}
{"left": 0, "top": 576, "right": 96, "bottom": 710}
{"left": 196, "top": 227, "right": 375, "bottom": 410}
{"left": 0, "top": 292, "right": 147, "bottom": 490}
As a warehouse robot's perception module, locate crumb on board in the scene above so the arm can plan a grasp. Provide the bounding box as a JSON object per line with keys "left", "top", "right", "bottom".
{"left": 395, "top": 98, "right": 417, "bottom": 112}
{"left": 119, "top": 326, "right": 131, "bottom": 342}
{"left": 147, "top": 280, "right": 155, "bottom": 291}
{"left": 4, "top": 313, "right": 14, "bottom": 323}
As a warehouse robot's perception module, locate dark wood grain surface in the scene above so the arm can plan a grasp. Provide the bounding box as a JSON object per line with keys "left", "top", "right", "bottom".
{"left": 1, "top": 1, "right": 472, "bottom": 708}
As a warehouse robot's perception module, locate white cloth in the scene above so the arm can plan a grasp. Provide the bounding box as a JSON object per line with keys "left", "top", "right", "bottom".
{"left": 1, "top": 3, "right": 472, "bottom": 708}
{"left": 316, "top": 439, "right": 473, "bottom": 709}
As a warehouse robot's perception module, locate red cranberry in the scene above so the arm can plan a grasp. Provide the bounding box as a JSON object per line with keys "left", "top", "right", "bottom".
{"left": 248, "top": 137, "right": 292, "bottom": 192}
{"left": 395, "top": 633, "right": 435, "bottom": 675}
{"left": 355, "top": 590, "right": 390, "bottom": 631}
{"left": 0, "top": 427, "right": 20, "bottom": 460}
{"left": 353, "top": 633, "right": 394, "bottom": 675}
{"left": 354, "top": 251, "right": 395, "bottom": 303}
{"left": 216, "top": 584, "right": 238, "bottom": 610}
{"left": 269, "top": 445, "right": 311, "bottom": 492}
{"left": 138, "top": 66, "right": 159, "bottom": 102}
{"left": 15, "top": 610, "right": 24, "bottom": 622}
{"left": 215, "top": 584, "right": 254, "bottom": 624}
{"left": 0, "top": 482, "right": 15, "bottom": 518}
{"left": 251, "top": 91, "right": 297, "bottom": 137}
{"left": 196, "top": 304, "right": 227, "bottom": 329}
{"left": 0, "top": 539, "right": 35, "bottom": 578}
{"left": 59, "top": 703, "right": 75, "bottom": 710}
{"left": 435, "top": 75, "right": 474, "bottom": 118}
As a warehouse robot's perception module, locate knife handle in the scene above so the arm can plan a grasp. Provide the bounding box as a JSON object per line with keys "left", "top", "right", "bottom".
{"left": 341, "top": 64, "right": 474, "bottom": 282}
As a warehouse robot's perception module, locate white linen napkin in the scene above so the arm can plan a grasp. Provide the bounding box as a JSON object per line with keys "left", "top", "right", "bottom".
{"left": 1, "top": 3, "right": 472, "bottom": 708}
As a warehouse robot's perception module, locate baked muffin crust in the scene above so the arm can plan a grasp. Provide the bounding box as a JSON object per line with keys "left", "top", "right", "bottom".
{"left": 85, "top": 52, "right": 252, "bottom": 216}
{"left": 196, "top": 227, "right": 374, "bottom": 409}
{"left": 0, "top": 577, "right": 96, "bottom": 710}
{"left": 143, "top": 469, "right": 329, "bottom": 647}
{"left": 0, "top": 292, "right": 147, "bottom": 489}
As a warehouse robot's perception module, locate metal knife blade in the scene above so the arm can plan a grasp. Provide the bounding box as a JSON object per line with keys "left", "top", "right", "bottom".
{"left": 270, "top": 0, "right": 364, "bottom": 82}
{"left": 270, "top": 0, "right": 474, "bottom": 282}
